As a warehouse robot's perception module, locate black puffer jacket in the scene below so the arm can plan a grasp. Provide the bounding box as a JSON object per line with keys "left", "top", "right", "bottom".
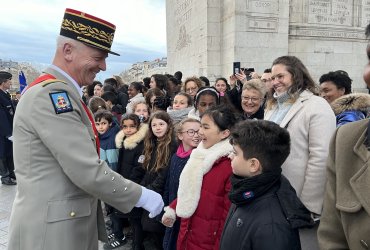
{"left": 220, "top": 176, "right": 313, "bottom": 250}
{"left": 113, "top": 124, "right": 148, "bottom": 218}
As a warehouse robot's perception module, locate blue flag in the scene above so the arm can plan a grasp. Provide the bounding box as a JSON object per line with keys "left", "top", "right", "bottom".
{"left": 19, "top": 70, "right": 27, "bottom": 92}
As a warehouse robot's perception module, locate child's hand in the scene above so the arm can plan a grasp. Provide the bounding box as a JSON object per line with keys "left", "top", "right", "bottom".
{"left": 162, "top": 215, "right": 175, "bottom": 227}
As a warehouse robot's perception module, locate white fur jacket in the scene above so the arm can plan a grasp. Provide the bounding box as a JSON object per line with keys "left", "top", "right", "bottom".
{"left": 115, "top": 123, "right": 148, "bottom": 150}
{"left": 164, "top": 139, "right": 233, "bottom": 219}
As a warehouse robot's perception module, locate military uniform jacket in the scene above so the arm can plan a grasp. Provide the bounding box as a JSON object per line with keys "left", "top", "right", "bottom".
{"left": 0, "top": 89, "right": 14, "bottom": 158}
{"left": 8, "top": 67, "right": 142, "bottom": 250}
{"left": 318, "top": 119, "right": 370, "bottom": 249}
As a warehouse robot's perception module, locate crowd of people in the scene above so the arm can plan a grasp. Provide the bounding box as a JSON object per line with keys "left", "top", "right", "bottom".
{"left": 1, "top": 7, "right": 370, "bottom": 250}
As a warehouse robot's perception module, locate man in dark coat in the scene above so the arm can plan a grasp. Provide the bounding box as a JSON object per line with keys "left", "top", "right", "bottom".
{"left": 0, "top": 71, "right": 16, "bottom": 185}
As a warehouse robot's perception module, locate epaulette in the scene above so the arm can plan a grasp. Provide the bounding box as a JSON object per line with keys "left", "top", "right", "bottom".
{"left": 42, "top": 79, "right": 67, "bottom": 87}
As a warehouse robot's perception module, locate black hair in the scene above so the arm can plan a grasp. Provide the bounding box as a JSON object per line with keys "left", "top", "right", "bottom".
{"left": 94, "top": 110, "right": 113, "bottom": 124}
{"left": 230, "top": 120, "right": 290, "bottom": 172}
{"left": 195, "top": 86, "right": 220, "bottom": 109}
{"left": 86, "top": 81, "right": 100, "bottom": 97}
{"left": 199, "top": 76, "right": 210, "bottom": 86}
{"left": 151, "top": 74, "right": 168, "bottom": 91}
{"left": 168, "top": 77, "right": 181, "bottom": 86}
{"left": 0, "top": 71, "right": 12, "bottom": 84}
{"left": 101, "top": 91, "right": 118, "bottom": 105}
{"left": 102, "top": 84, "right": 117, "bottom": 94}
{"left": 129, "top": 82, "right": 143, "bottom": 93}
{"left": 215, "top": 77, "right": 230, "bottom": 91}
{"left": 94, "top": 82, "right": 103, "bottom": 88}
{"left": 174, "top": 71, "right": 183, "bottom": 81}
{"left": 263, "top": 68, "right": 271, "bottom": 73}
{"left": 201, "top": 105, "right": 238, "bottom": 132}
{"left": 104, "top": 77, "right": 119, "bottom": 89}
{"left": 121, "top": 113, "right": 141, "bottom": 129}
{"left": 142, "top": 77, "right": 151, "bottom": 89}
{"left": 365, "top": 24, "right": 370, "bottom": 39}
{"left": 319, "top": 70, "right": 352, "bottom": 94}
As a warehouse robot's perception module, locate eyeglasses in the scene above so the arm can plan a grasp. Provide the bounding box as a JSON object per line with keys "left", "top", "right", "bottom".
{"left": 241, "top": 96, "right": 263, "bottom": 103}
{"left": 186, "top": 87, "right": 198, "bottom": 93}
{"left": 180, "top": 129, "right": 200, "bottom": 137}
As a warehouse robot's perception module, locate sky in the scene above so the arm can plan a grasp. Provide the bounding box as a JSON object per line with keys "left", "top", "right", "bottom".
{"left": 0, "top": 0, "right": 167, "bottom": 81}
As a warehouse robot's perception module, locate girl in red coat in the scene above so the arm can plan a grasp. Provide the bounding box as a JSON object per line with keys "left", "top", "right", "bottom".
{"left": 162, "top": 105, "right": 238, "bottom": 250}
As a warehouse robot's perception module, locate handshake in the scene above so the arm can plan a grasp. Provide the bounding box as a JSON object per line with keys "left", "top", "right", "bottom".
{"left": 135, "top": 186, "right": 164, "bottom": 218}
{"left": 134, "top": 186, "right": 176, "bottom": 227}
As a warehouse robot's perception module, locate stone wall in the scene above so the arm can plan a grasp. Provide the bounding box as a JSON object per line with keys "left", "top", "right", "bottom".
{"left": 166, "top": 0, "right": 369, "bottom": 91}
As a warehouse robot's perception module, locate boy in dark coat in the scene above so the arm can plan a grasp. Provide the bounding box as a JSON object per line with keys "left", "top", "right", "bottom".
{"left": 220, "top": 120, "right": 314, "bottom": 250}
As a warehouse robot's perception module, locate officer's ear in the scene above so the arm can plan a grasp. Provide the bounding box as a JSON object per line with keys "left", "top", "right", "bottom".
{"left": 63, "top": 42, "right": 74, "bottom": 61}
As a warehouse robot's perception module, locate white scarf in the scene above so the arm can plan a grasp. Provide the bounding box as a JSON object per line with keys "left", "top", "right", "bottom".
{"left": 176, "top": 139, "right": 233, "bottom": 218}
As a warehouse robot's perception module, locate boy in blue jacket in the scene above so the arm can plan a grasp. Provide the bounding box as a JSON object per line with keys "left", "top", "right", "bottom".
{"left": 95, "top": 110, "right": 120, "bottom": 171}
{"left": 220, "top": 120, "right": 314, "bottom": 250}
{"left": 94, "top": 110, "right": 126, "bottom": 248}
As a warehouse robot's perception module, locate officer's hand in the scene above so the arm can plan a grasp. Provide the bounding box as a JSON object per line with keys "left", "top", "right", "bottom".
{"left": 135, "top": 186, "right": 164, "bottom": 218}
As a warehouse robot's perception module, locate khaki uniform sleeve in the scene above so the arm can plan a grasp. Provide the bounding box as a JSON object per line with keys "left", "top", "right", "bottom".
{"left": 29, "top": 83, "right": 141, "bottom": 213}
{"left": 317, "top": 128, "right": 349, "bottom": 249}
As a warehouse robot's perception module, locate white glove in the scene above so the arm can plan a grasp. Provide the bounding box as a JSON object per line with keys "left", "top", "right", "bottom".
{"left": 7, "top": 136, "right": 13, "bottom": 141}
{"left": 135, "top": 186, "right": 164, "bottom": 218}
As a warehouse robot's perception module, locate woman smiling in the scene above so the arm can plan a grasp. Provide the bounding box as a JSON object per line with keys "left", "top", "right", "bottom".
{"left": 264, "top": 56, "right": 336, "bottom": 249}
{"left": 241, "top": 79, "right": 266, "bottom": 120}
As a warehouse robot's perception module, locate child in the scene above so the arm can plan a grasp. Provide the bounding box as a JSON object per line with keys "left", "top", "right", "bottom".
{"left": 162, "top": 105, "right": 237, "bottom": 250}
{"left": 94, "top": 110, "right": 120, "bottom": 172}
{"left": 101, "top": 90, "right": 123, "bottom": 124}
{"left": 188, "top": 86, "right": 220, "bottom": 120}
{"left": 94, "top": 110, "right": 122, "bottom": 248}
{"left": 167, "top": 92, "right": 194, "bottom": 124}
{"left": 106, "top": 114, "right": 149, "bottom": 250}
{"left": 126, "top": 82, "right": 145, "bottom": 114}
{"left": 88, "top": 96, "right": 107, "bottom": 114}
{"left": 214, "top": 77, "right": 230, "bottom": 96}
{"left": 141, "top": 111, "right": 177, "bottom": 249}
{"left": 132, "top": 101, "right": 150, "bottom": 123}
{"left": 162, "top": 118, "right": 201, "bottom": 250}
{"left": 219, "top": 120, "right": 314, "bottom": 250}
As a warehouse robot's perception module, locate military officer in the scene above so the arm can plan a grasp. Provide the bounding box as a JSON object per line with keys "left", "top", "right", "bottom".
{"left": 8, "top": 8, "right": 163, "bottom": 250}
{"left": 0, "top": 71, "right": 16, "bottom": 185}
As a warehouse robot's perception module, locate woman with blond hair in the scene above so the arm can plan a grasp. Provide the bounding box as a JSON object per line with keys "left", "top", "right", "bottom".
{"left": 241, "top": 79, "right": 266, "bottom": 120}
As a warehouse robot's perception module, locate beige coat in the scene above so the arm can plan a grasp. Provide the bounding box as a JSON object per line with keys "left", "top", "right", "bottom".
{"left": 318, "top": 119, "right": 370, "bottom": 250}
{"left": 8, "top": 67, "right": 142, "bottom": 250}
{"left": 265, "top": 90, "right": 336, "bottom": 214}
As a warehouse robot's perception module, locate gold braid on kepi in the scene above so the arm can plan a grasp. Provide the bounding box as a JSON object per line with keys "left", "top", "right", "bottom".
{"left": 60, "top": 8, "right": 120, "bottom": 56}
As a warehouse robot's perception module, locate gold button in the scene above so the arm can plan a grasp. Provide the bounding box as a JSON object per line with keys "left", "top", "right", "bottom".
{"left": 70, "top": 211, "right": 76, "bottom": 217}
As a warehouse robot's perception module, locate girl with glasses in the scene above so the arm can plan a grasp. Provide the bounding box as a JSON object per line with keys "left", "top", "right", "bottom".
{"left": 162, "top": 118, "right": 201, "bottom": 250}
